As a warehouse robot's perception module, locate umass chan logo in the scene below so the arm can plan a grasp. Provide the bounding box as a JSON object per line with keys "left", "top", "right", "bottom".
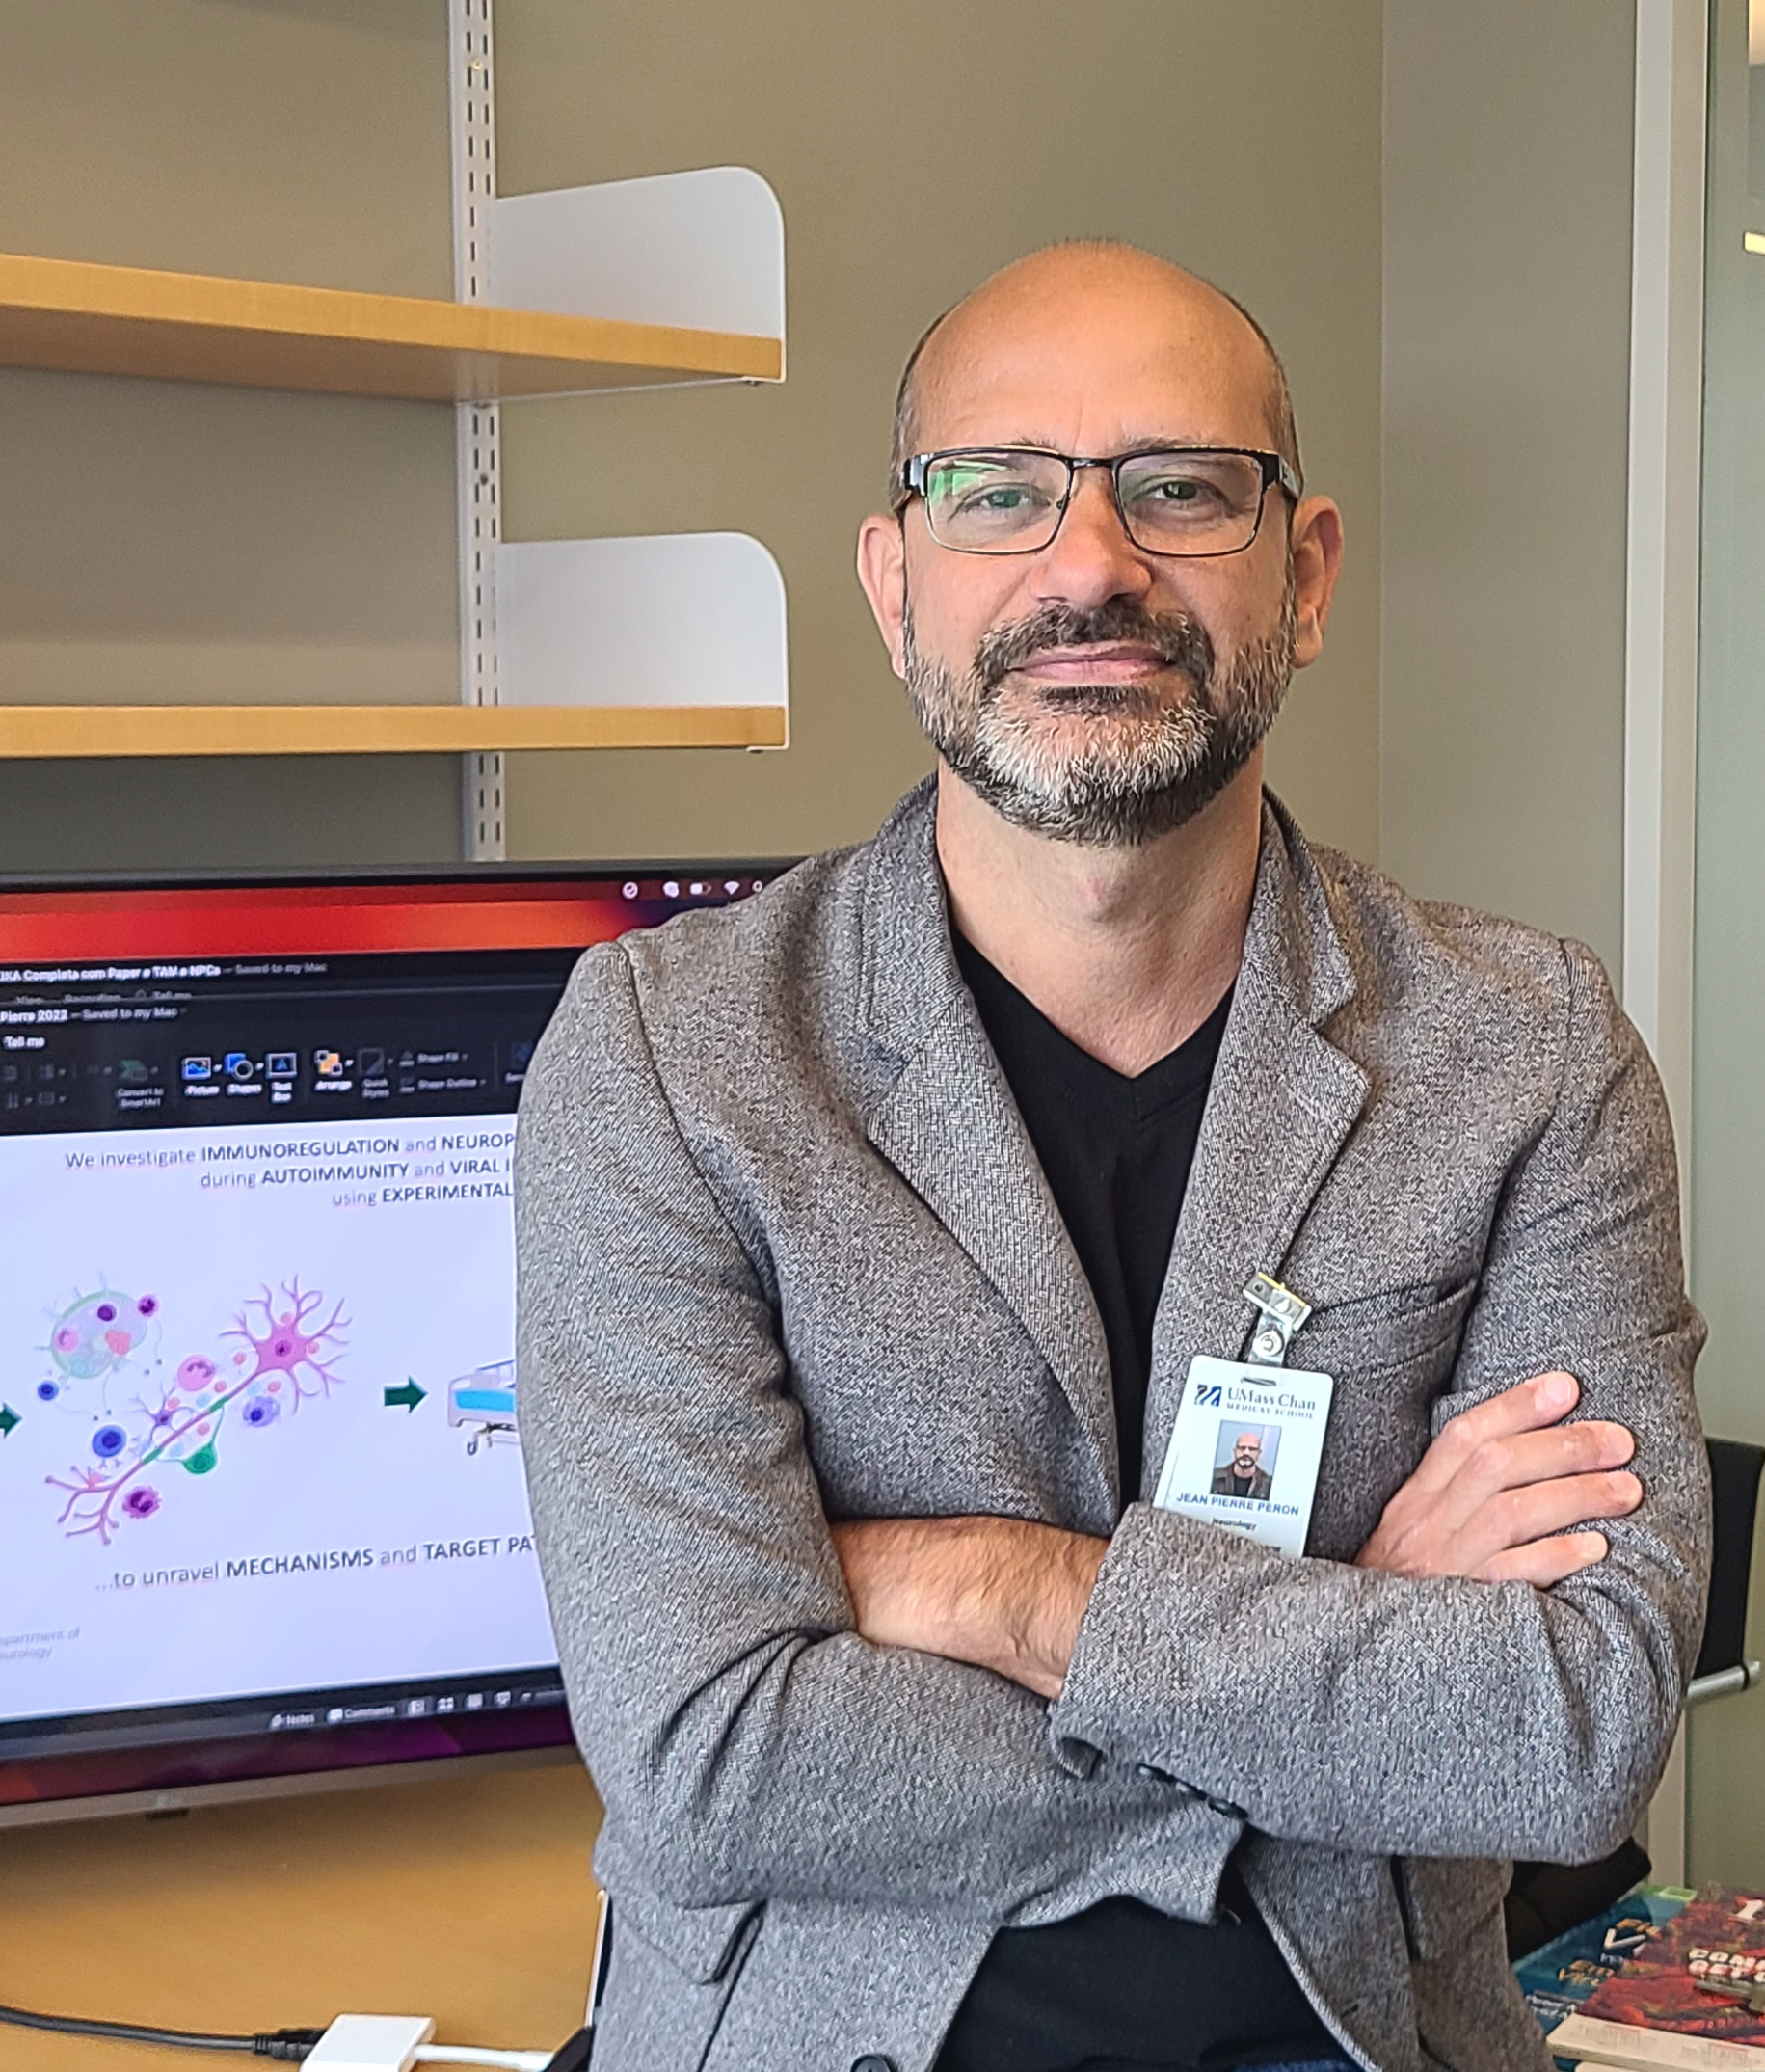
{"left": 1194, "top": 1383, "right": 1223, "bottom": 1407}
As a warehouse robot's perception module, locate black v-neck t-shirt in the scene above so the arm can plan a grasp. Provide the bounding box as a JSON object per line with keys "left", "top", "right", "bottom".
{"left": 935, "top": 934, "right": 1339, "bottom": 2072}
{"left": 957, "top": 937, "right": 1230, "bottom": 1499}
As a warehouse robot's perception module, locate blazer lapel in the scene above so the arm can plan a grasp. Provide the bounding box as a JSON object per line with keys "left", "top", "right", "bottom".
{"left": 859, "top": 788, "right": 1120, "bottom": 1515}
{"left": 1141, "top": 803, "right": 1371, "bottom": 1500}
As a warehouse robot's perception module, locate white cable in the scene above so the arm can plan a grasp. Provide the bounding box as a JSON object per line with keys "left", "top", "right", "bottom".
{"left": 412, "top": 2048, "right": 552, "bottom": 2071}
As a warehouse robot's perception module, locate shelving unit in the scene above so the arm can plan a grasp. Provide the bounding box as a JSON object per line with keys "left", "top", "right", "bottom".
{"left": 0, "top": 5, "right": 790, "bottom": 821}
{"left": 0, "top": 251, "right": 781, "bottom": 402}
{"left": 0, "top": 703, "right": 789, "bottom": 760}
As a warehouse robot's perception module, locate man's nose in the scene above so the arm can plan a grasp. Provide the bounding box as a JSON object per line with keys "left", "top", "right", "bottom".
{"left": 1029, "top": 467, "right": 1155, "bottom": 608}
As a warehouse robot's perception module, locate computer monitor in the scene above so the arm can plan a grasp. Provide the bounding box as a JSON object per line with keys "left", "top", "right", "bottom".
{"left": 0, "top": 859, "right": 789, "bottom": 1825}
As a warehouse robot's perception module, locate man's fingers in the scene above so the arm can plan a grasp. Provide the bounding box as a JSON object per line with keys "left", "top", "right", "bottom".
{"left": 1361, "top": 1464, "right": 1642, "bottom": 1581}
{"left": 1487, "top": 1467, "right": 1641, "bottom": 1542}
{"left": 1449, "top": 1421, "right": 1637, "bottom": 1512}
{"left": 1442, "top": 1468, "right": 1643, "bottom": 1578}
{"left": 1402, "top": 1371, "right": 1583, "bottom": 1495}
{"left": 1397, "top": 1422, "right": 1637, "bottom": 1550}
{"left": 1480, "top": 1530, "right": 1611, "bottom": 1588}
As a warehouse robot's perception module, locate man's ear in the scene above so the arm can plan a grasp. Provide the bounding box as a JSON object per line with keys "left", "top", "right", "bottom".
{"left": 856, "top": 511, "right": 908, "bottom": 678}
{"left": 1289, "top": 495, "right": 1344, "bottom": 671}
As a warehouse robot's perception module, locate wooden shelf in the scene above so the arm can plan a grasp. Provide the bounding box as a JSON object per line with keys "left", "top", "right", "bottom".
{"left": 0, "top": 252, "right": 782, "bottom": 401}
{"left": 0, "top": 704, "right": 789, "bottom": 758}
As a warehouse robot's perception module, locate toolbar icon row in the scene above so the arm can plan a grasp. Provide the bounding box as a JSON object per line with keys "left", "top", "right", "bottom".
{"left": 182, "top": 1051, "right": 301, "bottom": 1083}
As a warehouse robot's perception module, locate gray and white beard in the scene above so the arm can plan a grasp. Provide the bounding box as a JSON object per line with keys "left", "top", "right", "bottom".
{"left": 901, "top": 576, "right": 1297, "bottom": 848}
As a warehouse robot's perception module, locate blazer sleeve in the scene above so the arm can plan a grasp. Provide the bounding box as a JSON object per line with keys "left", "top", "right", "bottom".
{"left": 516, "top": 943, "right": 1201, "bottom": 1914}
{"left": 1049, "top": 939, "right": 1710, "bottom": 1863}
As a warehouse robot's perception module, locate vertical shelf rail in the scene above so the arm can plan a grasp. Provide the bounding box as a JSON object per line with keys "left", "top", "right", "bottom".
{"left": 451, "top": 0, "right": 505, "bottom": 862}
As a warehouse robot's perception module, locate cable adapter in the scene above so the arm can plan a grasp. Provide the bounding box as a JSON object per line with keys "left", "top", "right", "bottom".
{"left": 302, "top": 2013, "right": 554, "bottom": 2071}
{"left": 304, "top": 2015, "right": 437, "bottom": 2070}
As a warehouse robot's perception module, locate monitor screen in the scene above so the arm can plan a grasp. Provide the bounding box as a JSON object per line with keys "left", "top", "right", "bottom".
{"left": 0, "top": 861, "right": 788, "bottom": 1822}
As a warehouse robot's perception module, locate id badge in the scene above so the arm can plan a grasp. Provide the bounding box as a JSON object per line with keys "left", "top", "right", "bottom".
{"left": 1152, "top": 1355, "right": 1334, "bottom": 1558}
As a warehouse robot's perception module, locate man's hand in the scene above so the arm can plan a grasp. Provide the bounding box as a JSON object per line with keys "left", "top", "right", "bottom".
{"left": 1353, "top": 1369, "right": 1642, "bottom": 1585}
{"left": 831, "top": 1514, "right": 1107, "bottom": 1700}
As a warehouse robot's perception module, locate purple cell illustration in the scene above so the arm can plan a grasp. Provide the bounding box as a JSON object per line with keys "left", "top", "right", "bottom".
{"left": 226, "top": 1279, "right": 348, "bottom": 1408}
{"left": 44, "top": 1285, "right": 156, "bottom": 1382}
{"left": 46, "top": 1276, "right": 348, "bottom": 1545}
{"left": 37, "top": 1380, "right": 58, "bottom": 1402}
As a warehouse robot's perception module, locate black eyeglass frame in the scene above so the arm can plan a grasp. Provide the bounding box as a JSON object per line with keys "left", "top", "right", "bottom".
{"left": 893, "top": 444, "right": 1304, "bottom": 558}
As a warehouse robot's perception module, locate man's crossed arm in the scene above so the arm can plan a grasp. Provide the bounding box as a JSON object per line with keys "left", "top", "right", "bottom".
{"left": 832, "top": 1368, "right": 1643, "bottom": 1702}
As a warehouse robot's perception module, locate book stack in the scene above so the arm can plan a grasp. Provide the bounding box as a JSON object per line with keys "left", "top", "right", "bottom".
{"left": 1544, "top": 1884, "right": 1765, "bottom": 2069}
{"left": 1516, "top": 1885, "right": 1694, "bottom": 2052}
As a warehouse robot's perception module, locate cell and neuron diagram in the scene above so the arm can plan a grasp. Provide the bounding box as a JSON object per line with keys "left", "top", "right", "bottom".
{"left": 41, "top": 1278, "right": 347, "bottom": 1545}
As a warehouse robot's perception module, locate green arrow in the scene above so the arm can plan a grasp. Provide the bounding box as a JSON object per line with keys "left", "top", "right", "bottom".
{"left": 0, "top": 1404, "right": 18, "bottom": 1438}
{"left": 384, "top": 1379, "right": 425, "bottom": 1413}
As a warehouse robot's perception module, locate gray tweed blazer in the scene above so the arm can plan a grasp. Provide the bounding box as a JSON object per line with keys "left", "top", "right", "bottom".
{"left": 516, "top": 782, "right": 1708, "bottom": 2072}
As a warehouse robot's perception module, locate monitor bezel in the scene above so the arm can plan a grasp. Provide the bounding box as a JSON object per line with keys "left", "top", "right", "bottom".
{"left": 0, "top": 850, "right": 799, "bottom": 1825}
{"left": 0, "top": 854, "right": 802, "bottom": 896}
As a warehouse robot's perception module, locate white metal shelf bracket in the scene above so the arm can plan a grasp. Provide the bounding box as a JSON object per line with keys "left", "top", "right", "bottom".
{"left": 447, "top": 16, "right": 788, "bottom": 841}
{"left": 488, "top": 167, "right": 786, "bottom": 349}
{"left": 496, "top": 532, "right": 788, "bottom": 715}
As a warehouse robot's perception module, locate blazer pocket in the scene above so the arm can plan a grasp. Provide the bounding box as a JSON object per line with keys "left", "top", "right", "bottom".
{"left": 1293, "top": 1278, "right": 1478, "bottom": 1378}
{"left": 611, "top": 1889, "right": 762, "bottom": 1985}
{"left": 595, "top": 1899, "right": 762, "bottom": 2072}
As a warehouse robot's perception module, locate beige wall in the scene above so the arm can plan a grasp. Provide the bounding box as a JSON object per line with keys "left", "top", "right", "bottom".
{"left": 496, "top": 0, "right": 1385, "bottom": 866}
{"left": 1380, "top": 0, "right": 1637, "bottom": 979}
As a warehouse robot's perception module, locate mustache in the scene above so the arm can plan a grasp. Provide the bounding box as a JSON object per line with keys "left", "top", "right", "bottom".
{"left": 972, "top": 601, "right": 1216, "bottom": 696}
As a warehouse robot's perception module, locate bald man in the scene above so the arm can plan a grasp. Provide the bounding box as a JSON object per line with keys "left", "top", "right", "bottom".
{"left": 1212, "top": 1433, "right": 1273, "bottom": 1503}
{"left": 518, "top": 244, "right": 1708, "bottom": 2072}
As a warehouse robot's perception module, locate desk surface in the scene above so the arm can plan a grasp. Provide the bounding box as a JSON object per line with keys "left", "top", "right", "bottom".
{"left": 0, "top": 1758, "right": 602, "bottom": 2071}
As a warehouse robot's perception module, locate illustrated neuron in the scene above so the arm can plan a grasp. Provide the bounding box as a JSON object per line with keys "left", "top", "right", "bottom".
{"left": 43, "top": 1278, "right": 348, "bottom": 1545}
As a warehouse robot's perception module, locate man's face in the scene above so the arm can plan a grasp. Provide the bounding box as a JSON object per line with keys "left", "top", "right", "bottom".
{"left": 1233, "top": 1435, "right": 1263, "bottom": 1477}
{"left": 858, "top": 255, "right": 1339, "bottom": 848}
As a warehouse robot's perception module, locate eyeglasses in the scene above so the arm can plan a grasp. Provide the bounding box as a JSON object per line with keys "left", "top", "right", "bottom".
{"left": 896, "top": 445, "right": 1302, "bottom": 558}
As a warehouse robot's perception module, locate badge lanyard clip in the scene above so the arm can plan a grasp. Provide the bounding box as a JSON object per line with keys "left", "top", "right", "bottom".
{"left": 1244, "top": 1272, "right": 1311, "bottom": 1367}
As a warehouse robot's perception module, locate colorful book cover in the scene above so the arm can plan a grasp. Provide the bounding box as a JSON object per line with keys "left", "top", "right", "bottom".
{"left": 1550, "top": 1884, "right": 1765, "bottom": 2070}
{"left": 1516, "top": 1884, "right": 1693, "bottom": 2041}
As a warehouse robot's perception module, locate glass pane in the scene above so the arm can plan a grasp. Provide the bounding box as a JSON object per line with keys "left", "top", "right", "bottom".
{"left": 1687, "top": 0, "right": 1765, "bottom": 1887}
{"left": 1752, "top": 0, "right": 1765, "bottom": 203}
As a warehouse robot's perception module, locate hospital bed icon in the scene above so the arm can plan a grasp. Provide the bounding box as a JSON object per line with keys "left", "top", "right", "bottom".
{"left": 446, "top": 1359, "right": 518, "bottom": 1456}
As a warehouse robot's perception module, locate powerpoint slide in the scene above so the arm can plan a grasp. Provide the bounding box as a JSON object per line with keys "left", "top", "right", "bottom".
{"left": 0, "top": 1116, "right": 558, "bottom": 1725}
